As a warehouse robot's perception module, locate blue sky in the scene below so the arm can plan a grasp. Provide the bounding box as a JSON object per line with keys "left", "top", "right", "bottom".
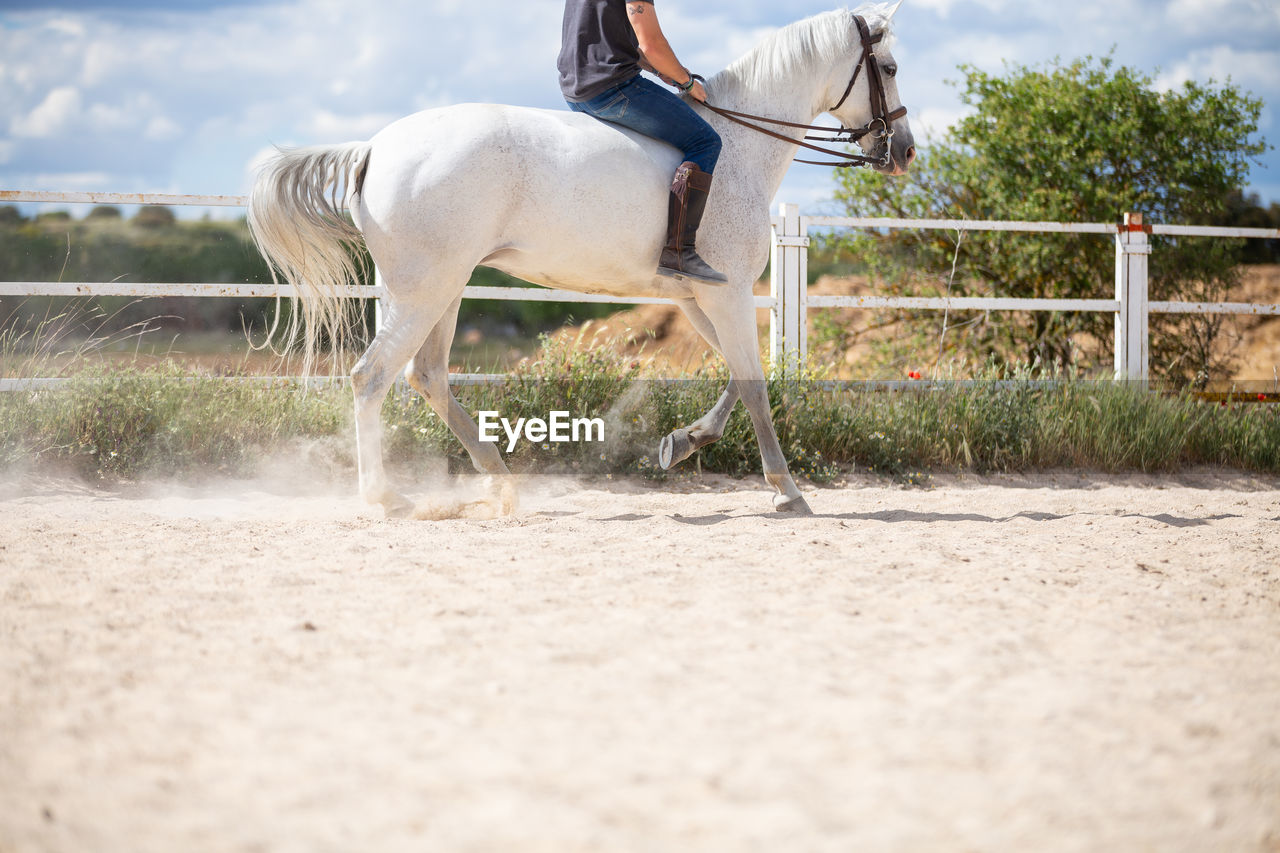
{"left": 1, "top": 0, "right": 1277, "bottom": 218}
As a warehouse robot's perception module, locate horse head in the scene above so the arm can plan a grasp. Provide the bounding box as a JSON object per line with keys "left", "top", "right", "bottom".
{"left": 822, "top": 5, "right": 916, "bottom": 176}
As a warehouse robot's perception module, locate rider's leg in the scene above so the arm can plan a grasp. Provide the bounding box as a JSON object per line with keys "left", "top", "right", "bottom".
{"left": 657, "top": 159, "right": 725, "bottom": 284}
{"left": 567, "top": 76, "right": 726, "bottom": 284}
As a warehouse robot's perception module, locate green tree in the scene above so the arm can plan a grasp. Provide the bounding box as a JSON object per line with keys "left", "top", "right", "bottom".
{"left": 0, "top": 209, "right": 618, "bottom": 348}
{"left": 1224, "top": 190, "right": 1280, "bottom": 263}
{"left": 132, "top": 205, "right": 176, "bottom": 229}
{"left": 86, "top": 205, "right": 123, "bottom": 221}
{"left": 832, "top": 56, "right": 1268, "bottom": 384}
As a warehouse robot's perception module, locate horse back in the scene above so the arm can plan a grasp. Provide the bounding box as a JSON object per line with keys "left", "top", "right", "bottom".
{"left": 366, "top": 104, "right": 675, "bottom": 210}
{"left": 359, "top": 104, "right": 684, "bottom": 292}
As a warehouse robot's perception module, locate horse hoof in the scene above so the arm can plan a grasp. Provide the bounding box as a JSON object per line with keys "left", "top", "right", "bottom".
{"left": 365, "top": 486, "right": 414, "bottom": 519}
{"left": 383, "top": 491, "right": 415, "bottom": 518}
{"left": 384, "top": 498, "right": 414, "bottom": 519}
{"left": 773, "top": 493, "right": 813, "bottom": 515}
{"left": 496, "top": 479, "right": 520, "bottom": 516}
{"left": 659, "top": 429, "right": 695, "bottom": 470}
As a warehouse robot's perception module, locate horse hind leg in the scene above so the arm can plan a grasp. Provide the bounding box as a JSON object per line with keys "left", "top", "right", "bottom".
{"left": 351, "top": 271, "right": 467, "bottom": 517}
{"left": 404, "top": 296, "right": 517, "bottom": 518}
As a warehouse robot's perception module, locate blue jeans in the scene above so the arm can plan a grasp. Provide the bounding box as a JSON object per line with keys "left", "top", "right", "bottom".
{"left": 568, "top": 74, "right": 722, "bottom": 174}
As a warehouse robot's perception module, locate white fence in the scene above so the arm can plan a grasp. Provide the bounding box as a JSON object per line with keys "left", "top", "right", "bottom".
{"left": 769, "top": 203, "right": 1280, "bottom": 381}
{"left": 2, "top": 191, "right": 1279, "bottom": 389}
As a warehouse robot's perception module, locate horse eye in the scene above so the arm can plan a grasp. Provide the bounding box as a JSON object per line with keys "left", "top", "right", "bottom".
{"left": 883, "top": 63, "right": 897, "bottom": 78}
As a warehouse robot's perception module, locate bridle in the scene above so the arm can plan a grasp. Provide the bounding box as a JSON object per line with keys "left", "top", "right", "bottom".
{"left": 697, "top": 15, "right": 907, "bottom": 169}
{"left": 696, "top": 15, "right": 908, "bottom": 169}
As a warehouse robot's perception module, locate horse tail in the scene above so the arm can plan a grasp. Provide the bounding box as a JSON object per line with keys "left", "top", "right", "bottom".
{"left": 247, "top": 142, "right": 373, "bottom": 375}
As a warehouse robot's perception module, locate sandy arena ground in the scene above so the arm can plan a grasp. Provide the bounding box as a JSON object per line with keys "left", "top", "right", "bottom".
{"left": 2, "top": 468, "right": 1279, "bottom": 852}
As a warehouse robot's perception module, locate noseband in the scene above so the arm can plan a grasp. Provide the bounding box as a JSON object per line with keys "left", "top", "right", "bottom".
{"left": 697, "top": 15, "right": 908, "bottom": 169}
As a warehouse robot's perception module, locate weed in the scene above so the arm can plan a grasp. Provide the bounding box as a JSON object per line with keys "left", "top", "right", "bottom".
{"left": 2, "top": 341, "right": 1278, "bottom": 483}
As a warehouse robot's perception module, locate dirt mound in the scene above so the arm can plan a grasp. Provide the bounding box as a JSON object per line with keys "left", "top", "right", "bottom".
{"left": 553, "top": 266, "right": 1280, "bottom": 380}
{"left": 549, "top": 302, "right": 721, "bottom": 373}
{"left": 1228, "top": 264, "right": 1280, "bottom": 379}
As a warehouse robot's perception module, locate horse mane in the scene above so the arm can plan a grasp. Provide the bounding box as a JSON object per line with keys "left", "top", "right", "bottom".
{"left": 712, "top": 4, "right": 897, "bottom": 101}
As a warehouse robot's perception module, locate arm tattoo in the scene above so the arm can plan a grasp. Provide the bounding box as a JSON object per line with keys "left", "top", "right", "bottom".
{"left": 626, "top": 2, "right": 647, "bottom": 16}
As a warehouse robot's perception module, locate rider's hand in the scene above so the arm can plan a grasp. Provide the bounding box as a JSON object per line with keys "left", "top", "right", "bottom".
{"left": 689, "top": 80, "right": 708, "bottom": 103}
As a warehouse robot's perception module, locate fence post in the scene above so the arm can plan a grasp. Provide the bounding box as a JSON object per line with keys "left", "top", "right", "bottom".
{"left": 1114, "top": 211, "right": 1150, "bottom": 384}
{"left": 769, "top": 202, "right": 809, "bottom": 374}
{"left": 373, "top": 266, "right": 385, "bottom": 333}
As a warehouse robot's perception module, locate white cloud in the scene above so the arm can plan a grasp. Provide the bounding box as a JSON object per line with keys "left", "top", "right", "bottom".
{"left": 903, "top": 0, "right": 1025, "bottom": 19}
{"left": 306, "top": 110, "right": 402, "bottom": 140}
{"left": 658, "top": 5, "right": 775, "bottom": 74}
{"left": 912, "top": 105, "right": 971, "bottom": 143}
{"left": 778, "top": 165, "right": 846, "bottom": 215}
{"left": 82, "top": 39, "right": 130, "bottom": 87}
{"left": 24, "top": 170, "right": 112, "bottom": 189}
{"left": 909, "top": 0, "right": 961, "bottom": 19}
{"left": 87, "top": 102, "right": 132, "bottom": 133}
{"left": 1168, "top": 0, "right": 1280, "bottom": 35}
{"left": 1156, "top": 44, "right": 1280, "bottom": 94}
{"left": 43, "top": 15, "right": 87, "bottom": 39}
{"left": 10, "top": 86, "right": 81, "bottom": 138}
{"left": 144, "top": 116, "right": 183, "bottom": 142}
{"left": 0, "top": 0, "right": 1277, "bottom": 204}
{"left": 245, "top": 145, "right": 282, "bottom": 179}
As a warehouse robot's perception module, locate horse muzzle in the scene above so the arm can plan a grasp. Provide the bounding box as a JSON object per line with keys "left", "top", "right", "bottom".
{"left": 871, "top": 123, "right": 916, "bottom": 176}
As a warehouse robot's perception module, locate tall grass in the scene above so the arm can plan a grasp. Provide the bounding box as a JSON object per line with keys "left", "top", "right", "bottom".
{"left": 2, "top": 333, "right": 1278, "bottom": 483}
{"left": 0, "top": 365, "right": 347, "bottom": 479}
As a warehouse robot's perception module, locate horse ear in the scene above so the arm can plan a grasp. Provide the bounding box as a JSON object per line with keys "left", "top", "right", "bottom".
{"left": 885, "top": 0, "right": 905, "bottom": 19}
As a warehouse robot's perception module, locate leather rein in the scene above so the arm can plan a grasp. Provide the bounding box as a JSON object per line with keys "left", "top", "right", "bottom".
{"left": 695, "top": 15, "right": 907, "bottom": 169}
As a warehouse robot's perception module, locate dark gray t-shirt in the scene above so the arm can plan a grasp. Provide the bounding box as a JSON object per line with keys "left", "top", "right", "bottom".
{"left": 558, "top": 0, "right": 653, "bottom": 102}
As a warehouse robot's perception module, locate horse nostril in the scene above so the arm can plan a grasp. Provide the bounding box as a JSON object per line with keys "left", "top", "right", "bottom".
{"left": 905, "top": 146, "right": 917, "bottom": 166}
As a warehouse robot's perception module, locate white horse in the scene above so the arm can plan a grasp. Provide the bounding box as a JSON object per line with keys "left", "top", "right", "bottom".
{"left": 248, "top": 4, "right": 914, "bottom": 517}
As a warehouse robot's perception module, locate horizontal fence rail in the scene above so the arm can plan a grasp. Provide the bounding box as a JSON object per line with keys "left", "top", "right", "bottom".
{"left": 0, "top": 190, "right": 248, "bottom": 207}
{"left": 2, "top": 190, "right": 1279, "bottom": 389}
{"left": 806, "top": 216, "right": 1116, "bottom": 234}
{"left": 0, "top": 280, "right": 775, "bottom": 309}
{"left": 803, "top": 214, "right": 1280, "bottom": 240}
{"left": 806, "top": 296, "right": 1121, "bottom": 312}
{"left": 0, "top": 282, "right": 381, "bottom": 299}
{"left": 1147, "top": 302, "right": 1280, "bottom": 316}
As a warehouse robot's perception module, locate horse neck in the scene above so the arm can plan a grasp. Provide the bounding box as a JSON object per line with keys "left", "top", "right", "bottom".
{"left": 706, "top": 57, "right": 833, "bottom": 201}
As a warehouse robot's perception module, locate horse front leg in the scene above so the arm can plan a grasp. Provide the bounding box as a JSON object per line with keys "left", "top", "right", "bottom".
{"left": 692, "top": 288, "right": 812, "bottom": 514}
{"left": 658, "top": 383, "right": 739, "bottom": 470}
{"left": 736, "top": 375, "right": 811, "bottom": 514}
{"left": 658, "top": 297, "right": 737, "bottom": 470}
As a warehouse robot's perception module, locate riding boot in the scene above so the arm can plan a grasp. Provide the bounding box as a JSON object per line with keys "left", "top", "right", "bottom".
{"left": 658, "top": 162, "right": 729, "bottom": 285}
